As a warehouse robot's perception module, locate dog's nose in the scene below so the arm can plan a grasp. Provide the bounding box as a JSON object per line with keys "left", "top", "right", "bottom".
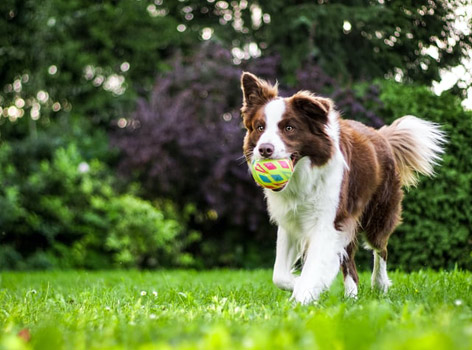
{"left": 258, "top": 143, "right": 274, "bottom": 158}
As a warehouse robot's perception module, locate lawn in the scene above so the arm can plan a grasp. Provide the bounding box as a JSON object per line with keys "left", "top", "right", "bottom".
{"left": 0, "top": 269, "right": 471, "bottom": 350}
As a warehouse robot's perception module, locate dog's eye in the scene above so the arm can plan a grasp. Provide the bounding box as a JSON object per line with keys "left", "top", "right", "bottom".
{"left": 285, "top": 125, "right": 294, "bottom": 132}
{"left": 257, "top": 125, "right": 264, "bottom": 132}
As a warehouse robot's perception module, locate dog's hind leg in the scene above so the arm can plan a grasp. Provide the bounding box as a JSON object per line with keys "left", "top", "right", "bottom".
{"left": 341, "top": 242, "right": 359, "bottom": 298}
{"left": 362, "top": 171, "right": 403, "bottom": 293}
{"left": 371, "top": 248, "right": 391, "bottom": 293}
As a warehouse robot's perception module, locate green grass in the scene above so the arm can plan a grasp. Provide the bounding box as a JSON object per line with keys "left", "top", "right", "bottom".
{"left": 1, "top": 270, "right": 471, "bottom": 350}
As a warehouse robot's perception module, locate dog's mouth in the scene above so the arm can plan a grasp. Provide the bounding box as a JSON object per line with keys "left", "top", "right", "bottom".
{"left": 290, "top": 152, "right": 300, "bottom": 167}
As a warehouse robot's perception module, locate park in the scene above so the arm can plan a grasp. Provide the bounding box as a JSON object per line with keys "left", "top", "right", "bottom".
{"left": 0, "top": 0, "right": 471, "bottom": 349}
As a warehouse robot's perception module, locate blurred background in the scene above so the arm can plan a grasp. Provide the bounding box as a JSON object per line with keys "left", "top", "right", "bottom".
{"left": 0, "top": 0, "right": 471, "bottom": 271}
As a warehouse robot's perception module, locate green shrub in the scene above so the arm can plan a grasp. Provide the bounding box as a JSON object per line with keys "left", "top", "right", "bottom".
{"left": 0, "top": 142, "right": 194, "bottom": 269}
{"left": 377, "top": 81, "right": 472, "bottom": 270}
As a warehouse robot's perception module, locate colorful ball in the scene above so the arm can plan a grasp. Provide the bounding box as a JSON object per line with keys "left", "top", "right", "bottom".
{"left": 251, "top": 158, "right": 294, "bottom": 190}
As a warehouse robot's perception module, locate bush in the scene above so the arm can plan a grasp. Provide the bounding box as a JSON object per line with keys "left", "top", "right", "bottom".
{"left": 0, "top": 141, "right": 193, "bottom": 269}
{"left": 377, "top": 81, "right": 472, "bottom": 270}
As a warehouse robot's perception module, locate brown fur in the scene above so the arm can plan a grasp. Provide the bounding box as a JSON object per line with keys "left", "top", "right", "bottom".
{"left": 333, "top": 119, "right": 403, "bottom": 276}
{"left": 281, "top": 94, "right": 334, "bottom": 166}
{"left": 241, "top": 74, "right": 333, "bottom": 166}
{"left": 241, "top": 72, "right": 278, "bottom": 131}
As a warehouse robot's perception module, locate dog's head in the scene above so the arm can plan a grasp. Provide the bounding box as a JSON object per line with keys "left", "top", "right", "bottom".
{"left": 240, "top": 72, "right": 335, "bottom": 167}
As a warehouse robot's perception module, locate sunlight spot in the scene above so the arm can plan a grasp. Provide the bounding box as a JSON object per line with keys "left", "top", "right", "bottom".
{"left": 15, "top": 98, "right": 25, "bottom": 108}
{"left": 8, "top": 106, "right": 20, "bottom": 118}
{"left": 93, "top": 75, "right": 105, "bottom": 87}
{"left": 104, "top": 74, "right": 126, "bottom": 95}
{"left": 118, "top": 118, "right": 127, "bottom": 128}
{"left": 251, "top": 4, "right": 262, "bottom": 29}
{"left": 120, "top": 62, "right": 130, "bottom": 72}
{"left": 201, "top": 27, "right": 214, "bottom": 40}
{"left": 216, "top": 1, "right": 228, "bottom": 9}
{"left": 147, "top": 4, "right": 158, "bottom": 17}
{"left": 84, "top": 65, "right": 95, "bottom": 80}
{"left": 48, "top": 65, "right": 58, "bottom": 75}
{"left": 78, "top": 162, "right": 90, "bottom": 174}
{"left": 37, "top": 91, "right": 49, "bottom": 103}
{"left": 425, "top": 46, "right": 439, "bottom": 60}
{"left": 31, "top": 103, "right": 40, "bottom": 120}
{"left": 343, "top": 21, "right": 352, "bottom": 33}
{"left": 52, "top": 102, "right": 61, "bottom": 112}
{"left": 262, "top": 13, "right": 270, "bottom": 24}
{"left": 13, "top": 79, "right": 22, "bottom": 92}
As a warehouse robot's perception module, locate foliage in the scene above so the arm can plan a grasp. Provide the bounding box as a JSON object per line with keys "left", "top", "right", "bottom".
{"left": 0, "top": 141, "right": 191, "bottom": 269}
{"left": 1, "top": 0, "right": 471, "bottom": 270}
{"left": 376, "top": 81, "right": 472, "bottom": 270}
{"left": 0, "top": 0, "right": 195, "bottom": 128}
{"left": 1, "top": 270, "right": 472, "bottom": 349}
{"left": 252, "top": 0, "right": 472, "bottom": 85}
{"left": 1, "top": 0, "right": 470, "bottom": 128}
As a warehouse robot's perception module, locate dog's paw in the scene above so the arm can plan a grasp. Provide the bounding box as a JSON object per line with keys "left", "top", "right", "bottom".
{"left": 371, "top": 276, "right": 392, "bottom": 293}
{"left": 291, "top": 280, "right": 321, "bottom": 305}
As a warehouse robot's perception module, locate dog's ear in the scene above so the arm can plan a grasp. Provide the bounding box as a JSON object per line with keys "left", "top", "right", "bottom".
{"left": 290, "top": 91, "right": 333, "bottom": 123}
{"left": 241, "top": 72, "right": 278, "bottom": 111}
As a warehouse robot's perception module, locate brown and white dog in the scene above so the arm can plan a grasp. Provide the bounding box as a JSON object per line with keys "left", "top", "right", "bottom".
{"left": 240, "top": 72, "right": 445, "bottom": 304}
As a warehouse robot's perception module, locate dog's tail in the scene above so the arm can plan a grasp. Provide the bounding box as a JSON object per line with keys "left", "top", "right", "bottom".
{"left": 379, "top": 115, "right": 446, "bottom": 188}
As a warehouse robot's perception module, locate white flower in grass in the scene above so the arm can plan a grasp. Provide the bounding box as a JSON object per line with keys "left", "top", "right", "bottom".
{"left": 105, "top": 306, "right": 111, "bottom": 311}
{"left": 140, "top": 291, "right": 147, "bottom": 296}
{"left": 152, "top": 291, "right": 158, "bottom": 297}
{"left": 454, "top": 299, "right": 463, "bottom": 306}
{"left": 26, "top": 289, "right": 37, "bottom": 296}
{"left": 149, "top": 314, "right": 157, "bottom": 319}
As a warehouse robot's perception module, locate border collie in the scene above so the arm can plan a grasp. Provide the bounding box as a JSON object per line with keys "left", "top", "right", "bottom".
{"left": 240, "top": 72, "right": 445, "bottom": 304}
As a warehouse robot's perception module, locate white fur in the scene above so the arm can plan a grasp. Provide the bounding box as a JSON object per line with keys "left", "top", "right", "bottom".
{"left": 339, "top": 217, "right": 358, "bottom": 298}
{"left": 371, "top": 251, "right": 392, "bottom": 292}
{"left": 326, "top": 110, "right": 349, "bottom": 170}
{"left": 272, "top": 226, "right": 299, "bottom": 291}
{"left": 266, "top": 112, "right": 348, "bottom": 305}
{"left": 253, "top": 99, "right": 290, "bottom": 160}
{"left": 395, "top": 115, "right": 446, "bottom": 176}
{"left": 344, "top": 275, "right": 358, "bottom": 298}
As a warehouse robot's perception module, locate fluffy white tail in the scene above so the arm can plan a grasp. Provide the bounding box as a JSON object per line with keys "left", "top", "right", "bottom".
{"left": 379, "top": 115, "right": 446, "bottom": 187}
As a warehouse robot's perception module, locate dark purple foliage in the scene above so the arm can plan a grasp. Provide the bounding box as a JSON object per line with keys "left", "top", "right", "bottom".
{"left": 112, "top": 43, "right": 384, "bottom": 265}
{"left": 112, "top": 43, "right": 267, "bottom": 235}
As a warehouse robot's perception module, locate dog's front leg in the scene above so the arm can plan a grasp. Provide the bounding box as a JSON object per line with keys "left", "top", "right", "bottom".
{"left": 272, "top": 226, "right": 298, "bottom": 291}
{"left": 292, "top": 226, "right": 344, "bottom": 304}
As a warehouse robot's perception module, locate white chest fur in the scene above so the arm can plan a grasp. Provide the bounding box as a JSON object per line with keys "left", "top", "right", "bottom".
{"left": 265, "top": 153, "right": 345, "bottom": 237}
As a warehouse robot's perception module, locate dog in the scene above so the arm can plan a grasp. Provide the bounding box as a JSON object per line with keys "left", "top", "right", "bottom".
{"left": 240, "top": 72, "right": 445, "bottom": 304}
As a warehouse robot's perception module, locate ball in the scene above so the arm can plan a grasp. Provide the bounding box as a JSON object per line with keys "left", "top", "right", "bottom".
{"left": 251, "top": 158, "right": 294, "bottom": 190}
